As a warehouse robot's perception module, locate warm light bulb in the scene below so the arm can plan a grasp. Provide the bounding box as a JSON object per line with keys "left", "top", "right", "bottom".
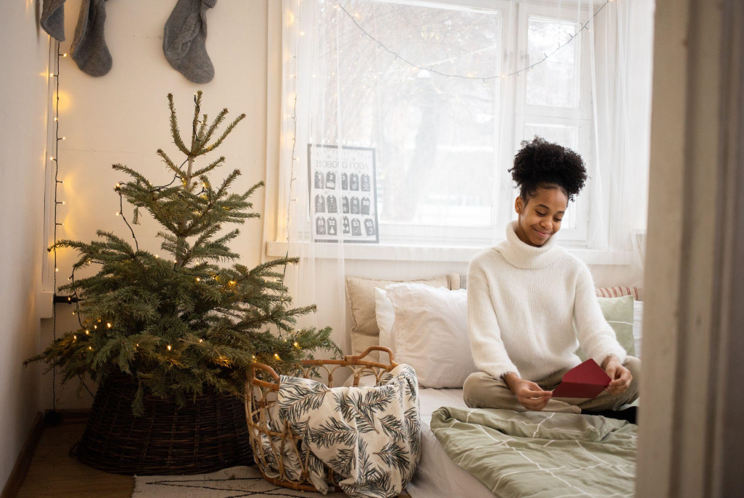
{"left": 155, "top": 254, "right": 159, "bottom": 259}
{"left": 54, "top": 117, "right": 58, "bottom": 121}
{"left": 199, "top": 339, "right": 203, "bottom": 343}
{"left": 135, "top": 343, "right": 139, "bottom": 347}
{"left": 62, "top": 53, "right": 68, "bottom": 57}
{"left": 88, "top": 346, "right": 93, "bottom": 350}
{"left": 73, "top": 335, "right": 77, "bottom": 340}
{"left": 274, "top": 353, "right": 281, "bottom": 360}
{"left": 167, "top": 345, "right": 172, "bottom": 351}
{"left": 195, "top": 277, "right": 201, "bottom": 282}
{"left": 106, "top": 323, "right": 112, "bottom": 328}
{"left": 115, "top": 212, "right": 120, "bottom": 216}
{"left": 293, "top": 341, "right": 300, "bottom": 348}
{"left": 50, "top": 156, "right": 55, "bottom": 161}
{"left": 85, "top": 330, "right": 90, "bottom": 335}
{"left": 93, "top": 325, "right": 97, "bottom": 330}
{"left": 55, "top": 268, "right": 59, "bottom": 272}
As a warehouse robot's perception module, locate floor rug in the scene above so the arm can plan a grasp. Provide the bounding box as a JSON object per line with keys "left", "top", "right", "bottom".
{"left": 132, "top": 466, "right": 348, "bottom": 498}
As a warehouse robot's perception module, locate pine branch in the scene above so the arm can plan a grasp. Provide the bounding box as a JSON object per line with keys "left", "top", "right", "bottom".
{"left": 167, "top": 93, "right": 191, "bottom": 156}
{"left": 198, "top": 108, "right": 229, "bottom": 153}
{"left": 157, "top": 149, "right": 185, "bottom": 180}
{"left": 201, "top": 113, "right": 246, "bottom": 154}
{"left": 191, "top": 91, "right": 203, "bottom": 150}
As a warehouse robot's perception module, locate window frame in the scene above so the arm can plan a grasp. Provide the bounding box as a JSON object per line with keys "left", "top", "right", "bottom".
{"left": 276, "top": 0, "right": 609, "bottom": 250}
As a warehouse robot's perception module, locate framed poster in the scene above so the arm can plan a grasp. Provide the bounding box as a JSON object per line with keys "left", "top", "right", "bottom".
{"left": 307, "top": 144, "right": 379, "bottom": 243}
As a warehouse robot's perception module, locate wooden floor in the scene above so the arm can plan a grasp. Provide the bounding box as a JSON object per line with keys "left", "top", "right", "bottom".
{"left": 17, "top": 420, "right": 410, "bottom": 498}
{"left": 17, "top": 421, "right": 133, "bottom": 498}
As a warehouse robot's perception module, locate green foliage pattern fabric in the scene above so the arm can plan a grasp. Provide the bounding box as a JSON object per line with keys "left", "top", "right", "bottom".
{"left": 274, "top": 364, "right": 421, "bottom": 497}
{"left": 432, "top": 407, "right": 636, "bottom": 497}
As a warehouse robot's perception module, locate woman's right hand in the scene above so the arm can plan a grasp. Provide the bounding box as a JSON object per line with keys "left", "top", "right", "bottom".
{"left": 503, "top": 373, "right": 553, "bottom": 411}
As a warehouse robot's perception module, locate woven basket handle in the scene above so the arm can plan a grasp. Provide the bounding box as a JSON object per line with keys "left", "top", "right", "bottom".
{"left": 250, "top": 363, "right": 281, "bottom": 391}
{"left": 348, "top": 346, "right": 398, "bottom": 368}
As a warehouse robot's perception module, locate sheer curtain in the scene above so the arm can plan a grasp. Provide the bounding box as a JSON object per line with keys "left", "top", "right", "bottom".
{"left": 271, "top": 0, "right": 654, "bottom": 353}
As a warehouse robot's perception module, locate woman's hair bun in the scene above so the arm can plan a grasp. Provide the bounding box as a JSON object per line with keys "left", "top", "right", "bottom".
{"left": 509, "top": 136, "right": 588, "bottom": 202}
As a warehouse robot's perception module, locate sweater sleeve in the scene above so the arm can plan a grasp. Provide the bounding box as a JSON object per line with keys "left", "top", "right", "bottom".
{"left": 573, "top": 264, "right": 627, "bottom": 366}
{"left": 467, "top": 262, "right": 520, "bottom": 380}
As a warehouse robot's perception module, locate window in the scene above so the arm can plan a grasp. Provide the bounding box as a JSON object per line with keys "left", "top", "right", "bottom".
{"left": 290, "top": 0, "right": 600, "bottom": 247}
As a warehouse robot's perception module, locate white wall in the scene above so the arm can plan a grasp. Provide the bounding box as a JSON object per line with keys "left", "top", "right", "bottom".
{"left": 44, "top": 0, "right": 269, "bottom": 409}
{"left": 0, "top": 0, "right": 51, "bottom": 489}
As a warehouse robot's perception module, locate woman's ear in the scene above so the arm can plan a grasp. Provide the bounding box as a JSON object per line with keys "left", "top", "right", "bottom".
{"left": 515, "top": 196, "right": 524, "bottom": 215}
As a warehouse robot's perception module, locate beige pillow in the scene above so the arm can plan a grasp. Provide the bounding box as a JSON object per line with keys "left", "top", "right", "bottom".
{"left": 346, "top": 274, "right": 460, "bottom": 361}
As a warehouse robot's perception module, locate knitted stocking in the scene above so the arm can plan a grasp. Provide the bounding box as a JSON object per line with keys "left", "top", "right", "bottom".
{"left": 163, "top": 0, "right": 217, "bottom": 84}
{"left": 71, "top": 0, "right": 112, "bottom": 77}
{"left": 40, "top": 0, "right": 66, "bottom": 42}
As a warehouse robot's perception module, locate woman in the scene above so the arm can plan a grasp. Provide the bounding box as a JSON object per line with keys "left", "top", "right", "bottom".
{"left": 463, "top": 137, "right": 640, "bottom": 419}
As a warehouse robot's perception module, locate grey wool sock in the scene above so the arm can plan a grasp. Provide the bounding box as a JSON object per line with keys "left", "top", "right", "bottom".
{"left": 71, "top": 0, "right": 112, "bottom": 77}
{"left": 40, "top": 0, "right": 66, "bottom": 42}
{"left": 163, "top": 0, "right": 218, "bottom": 84}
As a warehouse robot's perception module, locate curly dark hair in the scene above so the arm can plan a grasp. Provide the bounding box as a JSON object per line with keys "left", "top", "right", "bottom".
{"left": 508, "top": 137, "right": 588, "bottom": 203}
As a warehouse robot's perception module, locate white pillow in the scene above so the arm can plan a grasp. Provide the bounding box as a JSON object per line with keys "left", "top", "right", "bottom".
{"left": 633, "top": 301, "right": 643, "bottom": 359}
{"left": 385, "top": 283, "right": 477, "bottom": 388}
{"left": 374, "top": 288, "right": 396, "bottom": 353}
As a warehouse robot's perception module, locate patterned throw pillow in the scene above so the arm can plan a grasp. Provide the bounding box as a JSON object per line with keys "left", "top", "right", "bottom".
{"left": 595, "top": 286, "right": 643, "bottom": 301}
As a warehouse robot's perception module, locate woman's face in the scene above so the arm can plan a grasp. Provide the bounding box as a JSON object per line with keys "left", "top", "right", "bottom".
{"left": 514, "top": 186, "right": 568, "bottom": 247}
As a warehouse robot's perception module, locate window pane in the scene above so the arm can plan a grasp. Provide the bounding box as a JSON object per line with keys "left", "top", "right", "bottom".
{"left": 524, "top": 123, "right": 579, "bottom": 151}
{"left": 526, "top": 16, "right": 580, "bottom": 108}
{"left": 313, "top": 1, "right": 502, "bottom": 228}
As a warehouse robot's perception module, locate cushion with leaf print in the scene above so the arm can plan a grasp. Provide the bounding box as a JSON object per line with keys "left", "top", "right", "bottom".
{"left": 277, "top": 364, "right": 421, "bottom": 498}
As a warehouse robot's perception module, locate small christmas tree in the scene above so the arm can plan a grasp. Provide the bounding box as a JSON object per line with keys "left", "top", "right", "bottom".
{"left": 28, "top": 91, "right": 339, "bottom": 415}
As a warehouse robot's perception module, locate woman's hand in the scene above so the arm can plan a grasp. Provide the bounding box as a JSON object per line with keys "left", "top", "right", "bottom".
{"left": 503, "top": 373, "right": 552, "bottom": 411}
{"left": 602, "top": 356, "right": 632, "bottom": 395}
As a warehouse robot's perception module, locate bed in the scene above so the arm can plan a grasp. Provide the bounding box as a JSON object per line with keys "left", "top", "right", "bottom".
{"left": 345, "top": 275, "right": 643, "bottom": 497}
{"left": 407, "top": 387, "right": 495, "bottom": 498}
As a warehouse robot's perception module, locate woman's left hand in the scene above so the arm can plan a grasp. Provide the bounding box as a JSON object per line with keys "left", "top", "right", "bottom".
{"left": 602, "top": 356, "right": 632, "bottom": 395}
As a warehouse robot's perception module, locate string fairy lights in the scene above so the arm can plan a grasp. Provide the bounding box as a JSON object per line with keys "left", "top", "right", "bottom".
{"left": 333, "top": 0, "right": 612, "bottom": 82}
{"left": 273, "top": 0, "right": 307, "bottom": 350}
{"left": 48, "top": 41, "right": 70, "bottom": 417}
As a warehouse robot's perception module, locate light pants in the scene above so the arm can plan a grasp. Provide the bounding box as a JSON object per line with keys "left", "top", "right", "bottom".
{"left": 463, "top": 356, "right": 641, "bottom": 414}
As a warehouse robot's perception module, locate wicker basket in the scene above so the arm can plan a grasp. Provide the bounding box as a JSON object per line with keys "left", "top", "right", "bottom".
{"left": 246, "top": 346, "right": 398, "bottom": 492}
{"left": 76, "top": 373, "right": 252, "bottom": 475}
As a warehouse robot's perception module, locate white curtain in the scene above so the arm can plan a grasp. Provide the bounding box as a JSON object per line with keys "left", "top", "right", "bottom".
{"left": 272, "top": 0, "right": 654, "bottom": 353}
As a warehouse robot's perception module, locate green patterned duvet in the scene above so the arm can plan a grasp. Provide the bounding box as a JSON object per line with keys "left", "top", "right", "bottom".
{"left": 431, "top": 407, "right": 636, "bottom": 498}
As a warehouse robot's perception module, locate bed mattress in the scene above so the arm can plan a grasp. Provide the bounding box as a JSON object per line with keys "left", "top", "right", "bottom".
{"left": 407, "top": 388, "right": 495, "bottom": 498}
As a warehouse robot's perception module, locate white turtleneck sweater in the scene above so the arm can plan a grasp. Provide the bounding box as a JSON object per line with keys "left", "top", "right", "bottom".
{"left": 467, "top": 221, "right": 627, "bottom": 382}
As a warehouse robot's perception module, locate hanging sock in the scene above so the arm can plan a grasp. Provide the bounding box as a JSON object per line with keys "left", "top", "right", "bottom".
{"left": 163, "top": 0, "right": 217, "bottom": 84}
{"left": 40, "top": 0, "right": 66, "bottom": 41}
{"left": 71, "top": 0, "right": 112, "bottom": 77}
